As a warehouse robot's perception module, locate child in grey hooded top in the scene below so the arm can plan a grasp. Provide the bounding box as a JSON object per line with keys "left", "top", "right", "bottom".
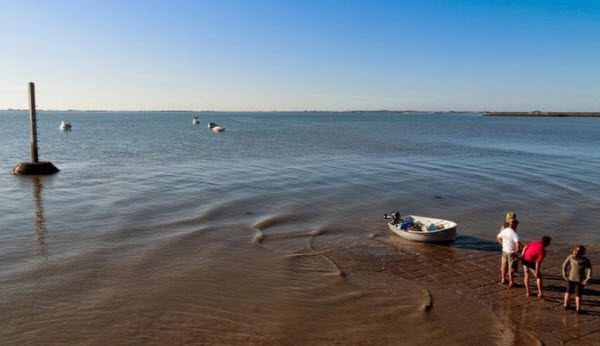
{"left": 562, "top": 246, "right": 593, "bottom": 312}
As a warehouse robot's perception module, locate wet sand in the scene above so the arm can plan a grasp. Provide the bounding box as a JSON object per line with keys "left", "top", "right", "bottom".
{"left": 342, "top": 235, "right": 600, "bottom": 345}
{"left": 3, "top": 224, "right": 598, "bottom": 345}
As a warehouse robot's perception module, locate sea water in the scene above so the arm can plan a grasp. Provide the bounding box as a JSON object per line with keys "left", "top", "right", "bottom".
{"left": 1, "top": 111, "right": 598, "bottom": 343}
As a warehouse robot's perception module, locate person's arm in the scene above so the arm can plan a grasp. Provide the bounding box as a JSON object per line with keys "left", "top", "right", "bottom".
{"left": 496, "top": 232, "right": 503, "bottom": 246}
{"left": 513, "top": 233, "right": 522, "bottom": 251}
{"left": 534, "top": 261, "right": 540, "bottom": 279}
{"left": 583, "top": 260, "right": 592, "bottom": 285}
{"left": 521, "top": 244, "right": 528, "bottom": 257}
{"left": 562, "top": 256, "right": 570, "bottom": 280}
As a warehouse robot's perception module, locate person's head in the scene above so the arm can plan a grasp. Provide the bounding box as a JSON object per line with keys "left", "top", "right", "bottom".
{"left": 573, "top": 245, "right": 586, "bottom": 257}
{"left": 503, "top": 221, "right": 510, "bottom": 228}
{"left": 541, "top": 236, "right": 551, "bottom": 247}
{"left": 505, "top": 212, "right": 516, "bottom": 222}
{"left": 509, "top": 219, "right": 519, "bottom": 229}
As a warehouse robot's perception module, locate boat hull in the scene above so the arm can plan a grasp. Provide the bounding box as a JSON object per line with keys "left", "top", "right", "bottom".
{"left": 59, "top": 121, "right": 71, "bottom": 131}
{"left": 388, "top": 215, "right": 456, "bottom": 243}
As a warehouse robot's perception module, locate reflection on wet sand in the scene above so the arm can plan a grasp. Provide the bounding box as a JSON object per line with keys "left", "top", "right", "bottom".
{"left": 2, "top": 202, "right": 599, "bottom": 344}
{"left": 32, "top": 176, "right": 47, "bottom": 261}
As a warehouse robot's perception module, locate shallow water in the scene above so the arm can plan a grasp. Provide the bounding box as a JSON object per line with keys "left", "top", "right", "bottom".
{"left": 1, "top": 111, "right": 598, "bottom": 344}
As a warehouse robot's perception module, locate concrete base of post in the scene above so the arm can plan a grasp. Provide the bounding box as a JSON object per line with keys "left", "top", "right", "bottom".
{"left": 12, "top": 162, "right": 59, "bottom": 175}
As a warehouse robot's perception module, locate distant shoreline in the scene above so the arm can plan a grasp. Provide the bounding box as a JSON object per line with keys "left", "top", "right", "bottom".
{"left": 1, "top": 109, "right": 599, "bottom": 117}
{"left": 484, "top": 111, "right": 600, "bottom": 117}
{"left": 0, "top": 109, "right": 479, "bottom": 113}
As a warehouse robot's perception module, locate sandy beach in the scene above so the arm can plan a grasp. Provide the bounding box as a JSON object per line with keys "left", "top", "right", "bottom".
{"left": 361, "top": 237, "right": 600, "bottom": 345}
{"left": 5, "top": 226, "right": 598, "bottom": 345}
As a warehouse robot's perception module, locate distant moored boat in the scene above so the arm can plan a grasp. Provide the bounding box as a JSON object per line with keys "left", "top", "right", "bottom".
{"left": 207, "top": 122, "right": 225, "bottom": 132}
{"left": 59, "top": 121, "right": 72, "bottom": 131}
{"left": 192, "top": 116, "right": 200, "bottom": 125}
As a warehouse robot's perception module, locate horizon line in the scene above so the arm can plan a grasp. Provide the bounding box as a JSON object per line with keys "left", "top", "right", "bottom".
{"left": 0, "top": 109, "right": 478, "bottom": 113}
{"left": 2, "top": 109, "right": 599, "bottom": 114}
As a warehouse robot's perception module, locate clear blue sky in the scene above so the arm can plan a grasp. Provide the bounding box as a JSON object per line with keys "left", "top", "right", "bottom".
{"left": 1, "top": 0, "right": 599, "bottom": 111}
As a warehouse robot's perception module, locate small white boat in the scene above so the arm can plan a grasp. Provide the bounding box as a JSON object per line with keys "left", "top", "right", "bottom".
{"left": 192, "top": 117, "right": 200, "bottom": 125}
{"left": 388, "top": 215, "right": 457, "bottom": 243}
{"left": 207, "top": 122, "right": 225, "bottom": 133}
{"left": 59, "top": 121, "right": 72, "bottom": 131}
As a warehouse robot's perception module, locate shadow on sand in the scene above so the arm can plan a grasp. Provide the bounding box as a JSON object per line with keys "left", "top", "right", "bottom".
{"left": 451, "top": 235, "right": 502, "bottom": 252}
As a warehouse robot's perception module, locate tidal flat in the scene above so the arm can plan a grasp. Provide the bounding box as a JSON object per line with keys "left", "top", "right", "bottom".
{"left": 1, "top": 111, "right": 599, "bottom": 344}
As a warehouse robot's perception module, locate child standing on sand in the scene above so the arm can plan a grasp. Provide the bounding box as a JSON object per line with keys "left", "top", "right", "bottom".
{"left": 562, "top": 246, "right": 593, "bottom": 313}
{"left": 497, "top": 217, "right": 522, "bottom": 288}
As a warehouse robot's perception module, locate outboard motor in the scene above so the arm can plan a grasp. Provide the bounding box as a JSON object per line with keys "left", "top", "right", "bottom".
{"left": 384, "top": 211, "right": 402, "bottom": 225}
{"left": 392, "top": 211, "right": 401, "bottom": 224}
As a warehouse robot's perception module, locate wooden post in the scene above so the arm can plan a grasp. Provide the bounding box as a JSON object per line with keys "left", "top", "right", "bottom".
{"left": 29, "top": 82, "right": 39, "bottom": 163}
{"left": 11, "top": 82, "right": 59, "bottom": 175}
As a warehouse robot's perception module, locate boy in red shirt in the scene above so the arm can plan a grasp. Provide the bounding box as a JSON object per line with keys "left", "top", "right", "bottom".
{"left": 521, "top": 236, "right": 552, "bottom": 298}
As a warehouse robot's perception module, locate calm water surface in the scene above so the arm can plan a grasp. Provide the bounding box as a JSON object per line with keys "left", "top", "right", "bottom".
{"left": 1, "top": 111, "right": 599, "bottom": 344}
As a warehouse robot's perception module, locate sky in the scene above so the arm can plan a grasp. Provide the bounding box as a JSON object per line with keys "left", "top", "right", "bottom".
{"left": 0, "top": 0, "right": 599, "bottom": 111}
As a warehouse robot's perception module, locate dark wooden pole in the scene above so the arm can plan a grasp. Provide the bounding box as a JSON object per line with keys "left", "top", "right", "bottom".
{"left": 12, "top": 82, "right": 59, "bottom": 175}
{"left": 29, "top": 82, "right": 39, "bottom": 163}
